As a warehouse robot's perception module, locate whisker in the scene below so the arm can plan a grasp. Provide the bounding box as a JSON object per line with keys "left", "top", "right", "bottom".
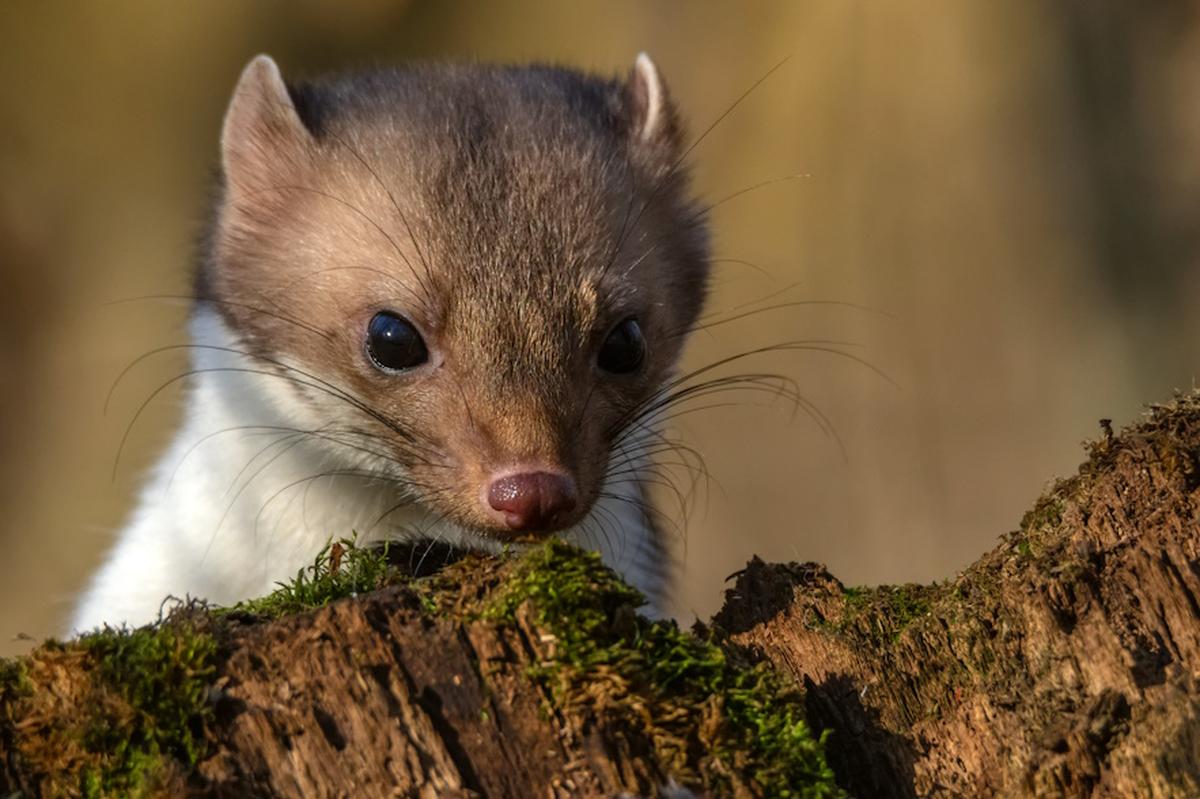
{"left": 678, "top": 302, "right": 887, "bottom": 339}
{"left": 166, "top": 424, "right": 307, "bottom": 490}
{"left": 242, "top": 183, "right": 434, "bottom": 312}
{"left": 368, "top": 485, "right": 458, "bottom": 535}
{"left": 275, "top": 264, "right": 415, "bottom": 301}
{"left": 710, "top": 257, "right": 774, "bottom": 279}
{"left": 101, "top": 294, "right": 333, "bottom": 342}
{"left": 604, "top": 433, "right": 700, "bottom": 531}
{"left": 610, "top": 340, "right": 895, "bottom": 443}
{"left": 702, "top": 173, "right": 810, "bottom": 214}
{"left": 606, "top": 55, "right": 794, "bottom": 275}
{"left": 328, "top": 131, "right": 440, "bottom": 300}
{"left": 251, "top": 470, "right": 447, "bottom": 539}
{"left": 209, "top": 434, "right": 320, "bottom": 560}
{"left": 675, "top": 55, "right": 794, "bottom": 173}
{"left": 590, "top": 501, "right": 629, "bottom": 568}
{"left": 412, "top": 528, "right": 454, "bottom": 578}
{"left": 617, "top": 372, "right": 848, "bottom": 463}
{"left": 110, "top": 344, "right": 440, "bottom": 477}
{"left": 221, "top": 431, "right": 311, "bottom": 501}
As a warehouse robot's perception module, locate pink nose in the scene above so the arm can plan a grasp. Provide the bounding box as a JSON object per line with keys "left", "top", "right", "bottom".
{"left": 487, "top": 471, "right": 579, "bottom": 532}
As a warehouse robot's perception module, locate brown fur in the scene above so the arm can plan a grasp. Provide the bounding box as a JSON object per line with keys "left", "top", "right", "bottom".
{"left": 201, "top": 56, "right": 710, "bottom": 539}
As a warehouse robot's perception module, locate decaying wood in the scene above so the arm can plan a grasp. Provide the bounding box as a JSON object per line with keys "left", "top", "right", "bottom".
{"left": 714, "top": 395, "right": 1200, "bottom": 797}
{"left": 197, "top": 586, "right": 666, "bottom": 797}
{"left": 4, "top": 394, "right": 1200, "bottom": 797}
{"left": 1, "top": 557, "right": 691, "bottom": 798}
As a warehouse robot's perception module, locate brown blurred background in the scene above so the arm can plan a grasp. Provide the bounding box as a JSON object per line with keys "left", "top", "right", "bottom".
{"left": 2, "top": 2, "right": 1198, "bottom": 655}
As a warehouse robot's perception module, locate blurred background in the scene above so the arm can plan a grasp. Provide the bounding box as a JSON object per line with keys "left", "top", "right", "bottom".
{"left": 2, "top": 2, "right": 1199, "bottom": 655}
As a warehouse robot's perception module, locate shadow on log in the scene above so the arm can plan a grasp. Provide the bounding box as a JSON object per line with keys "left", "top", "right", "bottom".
{"left": 3, "top": 393, "right": 1200, "bottom": 797}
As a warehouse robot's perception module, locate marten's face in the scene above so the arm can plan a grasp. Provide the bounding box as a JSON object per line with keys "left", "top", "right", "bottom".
{"left": 206, "top": 56, "right": 708, "bottom": 541}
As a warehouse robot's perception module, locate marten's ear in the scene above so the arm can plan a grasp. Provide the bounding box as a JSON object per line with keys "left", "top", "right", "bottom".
{"left": 624, "top": 53, "right": 682, "bottom": 152}
{"left": 221, "top": 55, "right": 313, "bottom": 197}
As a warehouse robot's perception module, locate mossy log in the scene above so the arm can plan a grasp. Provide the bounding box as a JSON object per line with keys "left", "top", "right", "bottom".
{"left": 0, "top": 543, "right": 836, "bottom": 798}
{"left": 714, "top": 395, "right": 1200, "bottom": 797}
{"left": 3, "top": 395, "right": 1200, "bottom": 797}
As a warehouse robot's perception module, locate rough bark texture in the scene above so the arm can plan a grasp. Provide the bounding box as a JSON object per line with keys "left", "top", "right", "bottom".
{"left": 714, "top": 395, "right": 1200, "bottom": 797}
{"left": 197, "top": 586, "right": 645, "bottom": 797}
{"left": 0, "top": 545, "right": 837, "bottom": 798}
{"left": 3, "top": 394, "right": 1200, "bottom": 798}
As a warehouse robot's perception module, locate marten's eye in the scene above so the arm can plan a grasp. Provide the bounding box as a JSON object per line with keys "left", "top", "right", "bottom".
{"left": 366, "top": 311, "right": 428, "bottom": 372}
{"left": 597, "top": 317, "right": 645, "bottom": 374}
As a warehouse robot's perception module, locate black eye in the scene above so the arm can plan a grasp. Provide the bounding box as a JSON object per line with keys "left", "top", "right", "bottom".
{"left": 597, "top": 317, "right": 646, "bottom": 374}
{"left": 366, "top": 311, "right": 428, "bottom": 372}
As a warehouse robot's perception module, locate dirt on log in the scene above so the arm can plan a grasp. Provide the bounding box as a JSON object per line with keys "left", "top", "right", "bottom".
{"left": 2, "top": 394, "right": 1200, "bottom": 798}
{"left": 714, "top": 394, "right": 1200, "bottom": 797}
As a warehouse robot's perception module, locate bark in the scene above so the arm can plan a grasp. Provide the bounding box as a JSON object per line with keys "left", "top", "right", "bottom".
{"left": 195, "top": 586, "right": 650, "bottom": 797}
{"left": 713, "top": 395, "right": 1200, "bottom": 797}
{"left": 0, "top": 546, "right": 837, "bottom": 798}
{"left": 3, "top": 394, "right": 1200, "bottom": 797}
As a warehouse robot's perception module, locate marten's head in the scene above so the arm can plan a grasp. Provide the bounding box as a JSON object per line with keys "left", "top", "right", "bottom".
{"left": 201, "top": 54, "right": 709, "bottom": 541}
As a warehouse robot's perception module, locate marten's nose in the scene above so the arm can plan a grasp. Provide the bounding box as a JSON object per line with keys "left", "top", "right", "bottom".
{"left": 486, "top": 471, "right": 579, "bottom": 532}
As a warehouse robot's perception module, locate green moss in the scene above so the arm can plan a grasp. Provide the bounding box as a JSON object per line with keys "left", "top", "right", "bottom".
{"left": 840, "top": 585, "right": 870, "bottom": 611}
{"left": 487, "top": 540, "right": 842, "bottom": 798}
{"left": 828, "top": 583, "right": 932, "bottom": 645}
{"left": 6, "top": 541, "right": 839, "bottom": 795}
{"left": 1016, "top": 493, "right": 1067, "bottom": 559}
{"left": 1022, "top": 494, "right": 1065, "bottom": 531}
{"left": 0, "top": 657, "right": 32, "bottom": 702}
{"left": 223, "top": 537, "right": 394, "bottom": 618}
{"left": 886, "top": 586, "right": 932, "bottom": 631}
{"left": 75, "top": 620, "right": 217, "bottom": 796}
{"left": 79, "top": 747, "right": 162, "bottom": 799}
